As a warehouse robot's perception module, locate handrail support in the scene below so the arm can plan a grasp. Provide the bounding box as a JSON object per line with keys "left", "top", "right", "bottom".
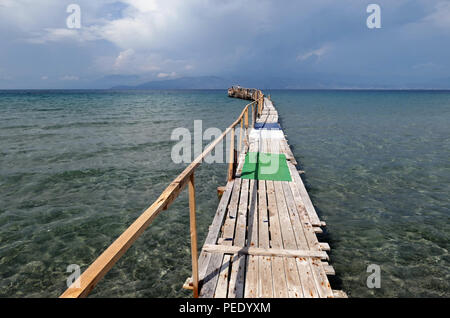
{"left": 188, "top": 173, "right": 199, "bottom": 298}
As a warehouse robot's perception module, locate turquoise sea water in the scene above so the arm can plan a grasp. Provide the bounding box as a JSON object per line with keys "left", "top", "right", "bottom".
{"left": 0, "top": 90, "right": 449, "bottom": 297}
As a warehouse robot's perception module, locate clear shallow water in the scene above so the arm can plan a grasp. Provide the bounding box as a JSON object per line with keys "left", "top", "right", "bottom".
{"left": 0, "top": 90, "right": 449, "bottom": 297}
{"left": 270, "top": 90, "right": 450, "bottom": 297}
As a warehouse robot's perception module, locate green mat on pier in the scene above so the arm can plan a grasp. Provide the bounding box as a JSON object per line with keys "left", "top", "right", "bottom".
{"left": 240, "top": 152, "right": 292, "bottom": 181}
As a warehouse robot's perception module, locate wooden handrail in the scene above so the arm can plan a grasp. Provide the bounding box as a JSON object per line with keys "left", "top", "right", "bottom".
{"left": 60, "top": 92, "right": 264, "bottom": 298}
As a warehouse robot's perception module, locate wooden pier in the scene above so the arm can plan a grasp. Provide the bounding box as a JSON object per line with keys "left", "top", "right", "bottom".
{"left": 61, "top": 88, "right": 345, "bottom": 298}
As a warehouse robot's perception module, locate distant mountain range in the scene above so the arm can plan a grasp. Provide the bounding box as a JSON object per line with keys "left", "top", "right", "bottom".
{"left": 109, "top": 75, "right": 450, "bottom": 90}
{"left": 111, "top": 76, "right": 233, "bottom": 89}
{"left": 109, "top": 75, "right": 365, "bottom": 90}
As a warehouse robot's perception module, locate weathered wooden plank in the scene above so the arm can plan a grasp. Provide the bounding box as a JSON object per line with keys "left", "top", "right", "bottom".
{"left": 200, "top": 253, "right": 225, "bottom": 298}
{"left": 266, "top": 181, "right": 283, "bottom": 249}
{"left": 198, "top": 180, "right": 234, "bottom": 287}
{"left": 233, "top": 179, "right": 249, "bottom": 247}
{"left": 258, "top": 180, "right": 273, "bottom": 298}
{"left": 280, "top": 139, "right": 297, "bottom": 165}
{"left": 235, "top": 144, "right": 248, "bottom": 178}
{"left": 214, "top": 255, "right": 232, "bottom": 298}
{"left": 323, "top": 264, "right": 335, "bottom": 276}
{"left": 244, "top": 179, "right": 259, "bottom": 298}
{"left": 258, "top": 181, "right": 270, "bottom": 249}
{"left": 314, "top": 227, "right": 323, "bottom": 234}
{"left": 281, "top": 182, "right": 305, "bottom": 248}
{"left": 320, "top": 243, "right": 331, "bottom": 251}
{"left": 268, "top": 138, "right": 280, "bottom": 155}
{"left": 244, "top": 255, "right": 258, "bottom": 298}
{"left": 287, "top": 162, "right": 322, "bottom": 227}
{"left": 273, "top": 181, "right": 303, "bottom": 298}
{"left": 266, "top": 180, "right": 288, "bottom": 298}
{"left": 202, "top": 245, "right": 328, "bottom": 259}
{"left": 227, "top": 254, "right": 246, "bottom": 298}
{"left": 281, "top": 181, "right": 320, "bottom": 297}
{"left": 228, "top": 178, "right": 249, "bottom": 298}
{"left": 309, "top": 257, "right": 334, "bottom": 298}
{"left": 213, "top": 177, "right": 242, "bottom": 298}
{"left": 284, "top": 168, "right": 321, "bottom": 252}
{"left": 202, "top": 179, "right": 242, "bottom": 298}
{"left": 221, "top": 178, "right": 242, "bottom": 242}
{"left": 333, "top": 290, "right": 348, "bottom": 298}
{"left": 247, "top": 180, "right": 258, "bottom": 248}
{"left": 208, "top": 128, "right": 243, "bottom": 297}
{"left": 282, "top": 181, "right": 333, "bottom": 298}
{"left": 183, "top": 277, "right": 194, "bottom": 290}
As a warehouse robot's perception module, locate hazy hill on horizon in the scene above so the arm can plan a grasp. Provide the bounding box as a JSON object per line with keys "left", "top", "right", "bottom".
{"left": 111, "top": 76, "right": 232, "bottom": 90}
{"left": 110, "top": 75, "right": 450, "bottom": 90}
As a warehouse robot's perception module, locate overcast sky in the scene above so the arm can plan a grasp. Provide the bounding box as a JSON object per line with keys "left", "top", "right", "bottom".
{"left": 0, "top": 0, "right": 449, "bottom": 88}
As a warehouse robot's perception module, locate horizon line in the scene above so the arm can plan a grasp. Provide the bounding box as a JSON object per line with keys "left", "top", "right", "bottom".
{"left": 1, "top": 88, "right": 450, "bottom": 91}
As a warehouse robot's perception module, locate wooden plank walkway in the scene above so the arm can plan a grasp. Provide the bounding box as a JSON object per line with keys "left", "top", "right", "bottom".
{"left": 61, "top": 88, "right": 346, "bottom": 299}
{"left": 197, "top": 97, "right": 345, "bottom": 298}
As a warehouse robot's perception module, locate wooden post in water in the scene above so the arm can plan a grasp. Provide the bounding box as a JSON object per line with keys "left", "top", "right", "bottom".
{"left": 188, "top": 173, "right": 199, "bottom": 298}
{"left": 228, "top": 127, "right": 235, "bottom": 181}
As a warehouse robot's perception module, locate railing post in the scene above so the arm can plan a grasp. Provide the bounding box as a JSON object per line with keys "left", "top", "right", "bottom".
{"left": 251, "top": 103, "right": 254, "bottom": 126}
{"left": 261, "top": 95, "right": 264, "bottom": 114}
{"left": 239, "top": 118, "right": 243, "bottom": 154}
{"left": 245, "top": 107, "right": 249, "bottom": 129}
{"left": 245, "top": 107, "right": 250, "bottom": 146}
{"left": 188, "top": 173, "right": 199, "bottom": 298}
{"left": 259, "top": 91, "right": 262, "bottom": 114}
{"left": 259, "top": 97, "right": 263, "bottom": 115}
{"left": 228, "top": 127, "right": 235, "bottom": 181}
{"left": 260, "top": 95, "right": 264, "bottom": 115}
{"left": 256, "top": 92, "right": 260, "bottom": 116}
{"left": 258, "top": 97, "right": 261, "bottom": 117}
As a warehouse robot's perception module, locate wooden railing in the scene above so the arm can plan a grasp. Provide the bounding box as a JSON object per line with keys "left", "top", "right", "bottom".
{"left": 60, "top": 90, "right": 265, "bottom": 298}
